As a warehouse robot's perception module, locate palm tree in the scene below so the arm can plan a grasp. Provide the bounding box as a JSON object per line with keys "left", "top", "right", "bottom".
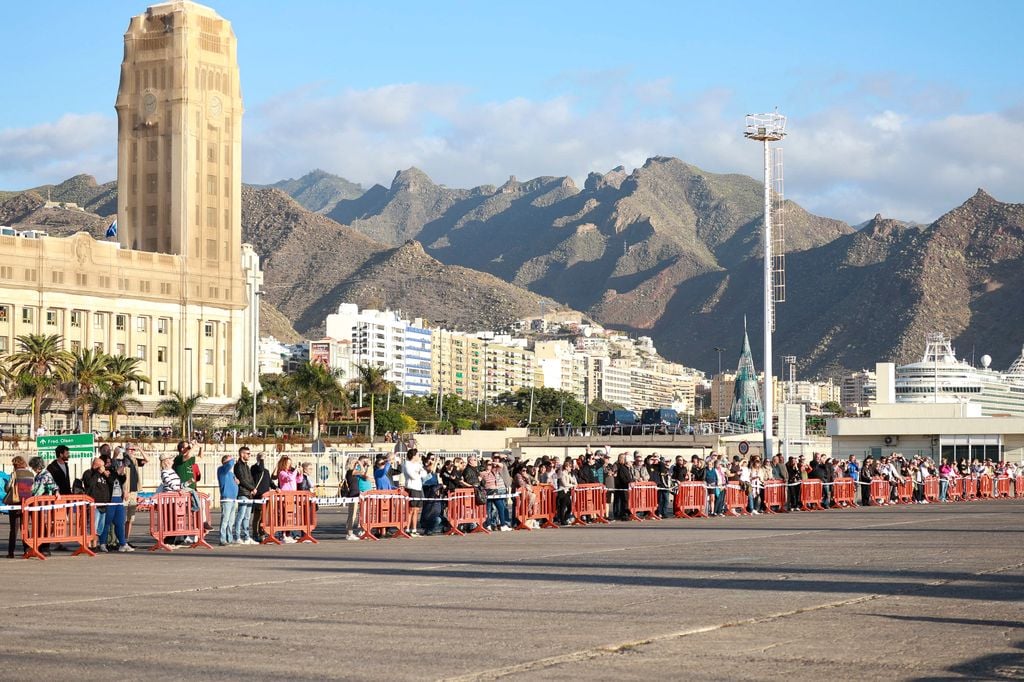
{"left": 155, "top": 390, "right": 203, "bottom": 438}
{"left": 96, "top": 383, "right": 141, "bottom": 436}
{"left": 6, "top": 333, "right": 73, "bottom": 433}
{"left": 288, "top": 361, "right": 348, "bottom": 440}
{"left": 102, "top": 354, "right": 149, "bottom": 434}
{"left": 106, "top": 354, "right": 150, "bottom": 390}
{"left": 351, "top": 363, "right": 393, "bottom": 442}
{"left": 69, "top": 348, "right": 112, "bottom": 433}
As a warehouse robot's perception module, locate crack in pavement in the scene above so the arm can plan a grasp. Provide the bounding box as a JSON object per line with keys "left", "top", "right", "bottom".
{"left": 439, "top": 560, "right": 1024, "bottom": 681}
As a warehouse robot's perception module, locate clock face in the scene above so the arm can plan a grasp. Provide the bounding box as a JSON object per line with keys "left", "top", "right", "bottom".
{"left": 142, "top": 92, "right": 157, "bottom": 116}
{"left": 208, "top": 95, "right": 223, "bottom": 120}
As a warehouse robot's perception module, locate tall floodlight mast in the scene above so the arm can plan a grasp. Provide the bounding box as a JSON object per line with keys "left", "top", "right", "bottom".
{"left": 744, "top": 112, "right": 787, "bottom": 458}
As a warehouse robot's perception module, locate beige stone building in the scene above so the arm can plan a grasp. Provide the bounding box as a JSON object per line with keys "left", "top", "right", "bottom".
{"left": 0, "top": 1, "right": 259, "bottom": 432}
{"left": 430, "top": 330, "right": 536, "bottom": 403}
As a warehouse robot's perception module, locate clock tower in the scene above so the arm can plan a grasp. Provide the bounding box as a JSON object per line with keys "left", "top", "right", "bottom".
{"left": 115, "top": 0, "right": 244, "bottom": 306}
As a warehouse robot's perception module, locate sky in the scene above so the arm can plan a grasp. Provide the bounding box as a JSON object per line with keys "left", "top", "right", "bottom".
{"left": 1, "top": 0, "right": 1022, "bottom": 224}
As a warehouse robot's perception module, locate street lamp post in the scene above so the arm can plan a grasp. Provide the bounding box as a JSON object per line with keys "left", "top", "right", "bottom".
{"left": 252, "top": 289, "right": 262, "bottom": 436}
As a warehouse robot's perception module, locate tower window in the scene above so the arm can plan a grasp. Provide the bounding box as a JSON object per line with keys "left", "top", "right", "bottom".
{"left": 147, "top": 140, "right": 158, "bottom": 162}
{"left": 207, "top": 174, "right": 217, "bottom": 195}
{"left": 207, "top": 143, "right": 217, "bottom": 163}
{"left": 147, "top": 173, "right": 158, "bottom": 193}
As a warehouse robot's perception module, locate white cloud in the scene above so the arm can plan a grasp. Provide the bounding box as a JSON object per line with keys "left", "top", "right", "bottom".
{"left": 3, "top": 85, "right": 1022, "bottom": 226}
{"left": 0, "top": 113, "right": 116, "bottom": 189}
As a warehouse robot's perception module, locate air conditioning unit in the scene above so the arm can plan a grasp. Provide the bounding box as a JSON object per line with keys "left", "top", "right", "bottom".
{"left": 883, "top": 435, "right": 899, "bottom": 446}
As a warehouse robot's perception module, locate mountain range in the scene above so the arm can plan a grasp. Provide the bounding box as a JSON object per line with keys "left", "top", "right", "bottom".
{"left": 2, "top": 160, "right": 1022, "bottom": 377}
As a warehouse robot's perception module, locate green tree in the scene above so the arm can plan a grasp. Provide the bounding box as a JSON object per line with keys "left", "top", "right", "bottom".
{"left": 68, "top": 348, "right": 113, "bottom": 433}
{"left": 96, "top": 383, "right": 141, "bottom": 435}
{"left": 288, "top": 361, "right": 348, "bottom": 440}
{"left": 493, "top": 387, "right": 585, "bottom": 426}
{"left": 821, "top": 400, "right": 844, "bottom": 416}
{"left": 5, "top": 333, "right": 73, "bottom": 433}
{"left": 93, "top": 355, "right": 148, "bottom": 435}
{"left": 155, "top": 390, "right": 204, "bottom": 437}
{"left": 350, "top": 363, "right": 393, "bottom": 443}
{"left": 375, "top": 409, "right": 418, "bottom": 435}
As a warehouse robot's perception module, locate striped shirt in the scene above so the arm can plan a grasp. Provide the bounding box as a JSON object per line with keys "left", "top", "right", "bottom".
{"left": 160, "top": 468, "right": 183, "bottom": 492}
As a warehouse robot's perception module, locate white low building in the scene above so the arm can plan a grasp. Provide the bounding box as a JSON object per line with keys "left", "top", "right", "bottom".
{"left": 828, "top": 363, "right": 1024, "bottom": 462}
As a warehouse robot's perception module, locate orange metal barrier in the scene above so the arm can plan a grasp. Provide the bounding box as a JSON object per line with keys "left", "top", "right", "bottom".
{"left": 260, "top": 490, "right": 318, "bottom": 545}
{"left": 895, "top": 479, "right": 913, "bottom": 504}
{"left": 1016, "top": 475, "right": 1024, "bottom": 499}
{"left": 923, "top": 477, "right": 940, "bottom": 502}
{"left": 962, "top": 475, "right": 978, "bottom": 500}
{"left": 723, "top": 484, "right": 750, "bottom": 516}
{"left": 148, "top": 491, "right": 212, "bottom": 552}
{"left": 762, "top": 480, "right": 787, "bottom": 514}
{"left": 674, "top": 481, "right": 709, "bottom": 518}
{"left": 515, "top": 483, "right": 559, "bottom": 530}
{"left": 359, "top": 490, "right": 411, "bottom": 540}
{"left": 978, "top": 475, "right": 995, "bottom": 499}
{"left": 626, "top": 481, "right": 661, "bottom": 522}
{"left": 869, "top": 478, "right": 889, "bottom": 505}
{"left": 20, "top": 495, "right": 95, "bottom": 560}
{"left": 832, "top": 479, "right": 856, "bottom": 508}
{"left": 994, "top": 476, "right": 1010, "bottom": 498}
{"left": 571, "top": 483, "right": 609, "bottom": 525}
{"left": 800, "top": 480, "right": 824, "bottom": 511}
{"left": 445, "top": 488, "right": 490, "bottom": 536}
{"left": 945, "top": 477, "right": 962, "bottom": 502}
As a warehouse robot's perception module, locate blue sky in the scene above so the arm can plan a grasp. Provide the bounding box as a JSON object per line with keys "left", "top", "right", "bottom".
{"left": 2, "top": 1, "right": 1022, "bottom": 222}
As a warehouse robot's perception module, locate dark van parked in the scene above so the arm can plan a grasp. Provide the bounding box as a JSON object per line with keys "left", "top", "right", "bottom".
{"left": 596, "top": 409, "right": 641, "bottom": 435}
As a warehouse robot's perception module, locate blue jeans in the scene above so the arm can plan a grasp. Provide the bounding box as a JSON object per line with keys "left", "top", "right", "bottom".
{"left": 488, "top": 495, "right": 510, "bottom": 528}
{"left": 658, "top": 490, "right": 672, "bottom": 517}
{"left": 939, "top": 479, "right": 948, "bottom": 501}
{"left": 234, "top": 500, "right": 252, "bottom": 541}
{"left": 98, "top": 499, "right": 126, "bottom": 547}
{"left": 220, "top": 499, "right": 238, "bottom": 543}
{"left": 94, "top": 508, "right": 108, "bottom": 542}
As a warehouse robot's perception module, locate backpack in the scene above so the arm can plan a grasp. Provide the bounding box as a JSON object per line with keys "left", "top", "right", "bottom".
{"left": 72, "top": 478, "right": 86, "bottom": 495}
{"left": 474, "top": 484, "right": 488, "bottom": 506}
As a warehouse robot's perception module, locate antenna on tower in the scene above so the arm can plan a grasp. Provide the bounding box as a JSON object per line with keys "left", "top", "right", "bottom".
{"left": 744, "top": 110, "right": 787, "bottom": 460}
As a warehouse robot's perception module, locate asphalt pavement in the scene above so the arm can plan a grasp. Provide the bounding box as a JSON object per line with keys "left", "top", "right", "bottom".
{"left": 2, "top": 499, "right": 1022, "bottom": 680}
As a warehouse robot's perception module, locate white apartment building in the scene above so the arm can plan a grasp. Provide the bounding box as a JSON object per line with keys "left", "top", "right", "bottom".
{"left": 326, "top": 304, "right": 404, "bottom": 388}
{"left": 535, "top": 340, "right": 587, "bottom": 403}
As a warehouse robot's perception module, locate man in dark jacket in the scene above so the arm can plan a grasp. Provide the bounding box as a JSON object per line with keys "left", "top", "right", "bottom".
{"left": 786, "top": 456, "right": 802, "bottom": 510}
{"left": 614, "top": 453, "right": 634, "bottom": 520}
{"left": 250, "top": 453, "right": 272, "bottom": 541}
{"left": 234, "top": 447, "right": 256, "bottom": 544}
{"left": 46, "top": 445, "right": 73, "bottom": 495}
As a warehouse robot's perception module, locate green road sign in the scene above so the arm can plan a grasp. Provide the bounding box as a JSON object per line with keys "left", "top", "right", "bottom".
{"left": 36, "top": 433, "right": 96, "bottom": 459}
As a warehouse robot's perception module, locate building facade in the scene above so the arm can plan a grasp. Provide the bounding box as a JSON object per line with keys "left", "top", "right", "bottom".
{"left": 0, "top": 1, "right": 259, "bottom": 431}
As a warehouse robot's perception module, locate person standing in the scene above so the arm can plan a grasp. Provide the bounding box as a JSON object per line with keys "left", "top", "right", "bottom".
{"left": 480, "top": 460, "right": 511, "bottom": 531}
{"left": 233, "top": 447, "right": 257, "bottom": 545}
{"left": 112, "top": 446, "right": 146, "bottom": 548}
{"left": 5, "top": 456, "right": 35, "bottom": 558}
{"left": 401, "top": 450, "right": 427, "bottom": 537}
{"left": 106, "top": 456, "right": 131, "bottom": 552}
{"left": 250, "top": 454, "right": 271, "bottom": 542}
{"left": 345, "top": 454, "right": 374, "bottom": 540}
{"left": 217, "top": 454, "right": 239, "bottom": 545}
{"left": 46, "top": 445, "right": 73, "bottom": 495}
{"left": 82, "top": 458, "right": 113, "bottom": 551}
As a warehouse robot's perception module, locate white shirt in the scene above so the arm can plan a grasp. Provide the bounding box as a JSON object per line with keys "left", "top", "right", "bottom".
{"left": 402, "top": 460, "right": 426, "bottom": 491}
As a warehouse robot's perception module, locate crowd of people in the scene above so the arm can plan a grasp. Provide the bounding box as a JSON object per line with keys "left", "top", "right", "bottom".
{"left": 3, "top": 443, "right": 1021, "bottom": 555}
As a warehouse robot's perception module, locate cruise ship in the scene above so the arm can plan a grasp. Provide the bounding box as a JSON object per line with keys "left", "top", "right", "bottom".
{"left": 895, "top": 333, "right": 1024, "bottom": 416}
